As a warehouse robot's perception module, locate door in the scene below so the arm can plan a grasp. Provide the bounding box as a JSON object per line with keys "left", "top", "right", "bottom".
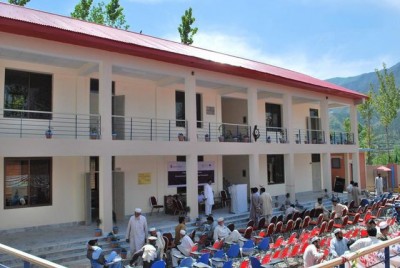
{"left": 112, "top": 172, "right": 125, "bottom": 222}
{"left": 112, "top": 95, "right": 125, "bottom": 140}
{"left": 84, "top": 173, "right": 92, "bottom": 225}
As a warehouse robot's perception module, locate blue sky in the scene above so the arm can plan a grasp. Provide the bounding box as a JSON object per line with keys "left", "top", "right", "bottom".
{"left": 5, "top": 0, "right": 400, "bottom": 79}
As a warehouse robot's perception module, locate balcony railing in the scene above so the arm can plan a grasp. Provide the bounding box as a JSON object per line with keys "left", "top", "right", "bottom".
{"left": 0, "top": 109, "right": 100, "bottom": 139}
{"left": 330, "top": 131, "right": 355, "bottom": 145}
{"left": 293, "top": 129, "right": 326, "bottom": 144}
{"left": 258, "top": 126, "right": 288, "bottom": 144}
{"left": 112, "top": 115, "right": 187, "bottom": 141}
{"left": 196, "top": 121, "right": 251, "bottom": 142}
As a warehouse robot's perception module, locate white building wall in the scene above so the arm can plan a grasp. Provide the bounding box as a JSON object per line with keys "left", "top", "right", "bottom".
{"left": 294, "top": 154, "right": 313, "bottom": 192}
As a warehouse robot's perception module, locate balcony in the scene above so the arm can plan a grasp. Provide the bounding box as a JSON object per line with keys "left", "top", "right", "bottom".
{"left": 196, "top": 122, "right": 251, "bottom": 142}
{"left": 330, "top": 131, "right": 355, "bottom": 145}
{"left": 0, "top": 109, "right": 100, "bottom": 139}
{"left": 258, "top": 126, "right": 288, "bottom": 144}
{"left": 293, "top": 129, "right": 326, "bottom": 144}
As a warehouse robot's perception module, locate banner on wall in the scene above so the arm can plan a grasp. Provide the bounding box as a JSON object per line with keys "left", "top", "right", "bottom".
{"left": 138, "top": 172, "right": 151, "bottom": 185}
{"left": 167, "top": 161, "right": 215, "bottom": 186}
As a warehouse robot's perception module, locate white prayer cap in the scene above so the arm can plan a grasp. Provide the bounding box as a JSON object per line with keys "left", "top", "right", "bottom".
{"left": 379, "top": 221, "right": 388, "bottom": 229}
{"left": 135, "top": 208, "right": 142, "bottom": 213}
{"left": 148, "top": 236, "right": 157, "bottom": 240}
{"left": 149, "top": 227, "right": 156, "bottom": 232}
{"left": 180, "top": 229, "right": 186, "bottom": 235}
{"left": 311, "top": 236, "right": 320, "bottom": 243}
{"left": 333, "top": 228, "right": 342, "bottom": 235}
{"left": 217, "top": 217, "right": 224, "bottom": 222}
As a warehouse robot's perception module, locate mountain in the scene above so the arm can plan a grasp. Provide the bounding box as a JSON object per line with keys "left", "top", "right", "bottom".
{"left": 326, "top": 62, "right": 400, "bottom": 93}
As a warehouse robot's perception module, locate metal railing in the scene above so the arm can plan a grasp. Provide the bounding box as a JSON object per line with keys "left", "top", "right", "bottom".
{"left": 112, "top": 115, "right": 187, "bottom": 141}
{"left": 0, "top": 109, "right": 100, "bottom": 139}
{"left": 314, "top": 236, "right": 400, "bottom": 268}
{"left": 293, "top": 129, "right": 326, "bottom": 144}
{"left": 0, "top": 243, "right": 66, "bottom": 268}
{"left": 330, "top": 131, "right": 355, "bottom": 145}
{"left": 195, "top": 122, "right": 251, "bottom": 143}
{"left": 257, "top": 126, "right": 288, "bottom": 144}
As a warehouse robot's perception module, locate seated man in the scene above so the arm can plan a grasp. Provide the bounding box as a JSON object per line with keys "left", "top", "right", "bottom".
{"left": 86, "top": 239, "right": 122, "bottom": 268}
{"left": 213, "top": 217, "right": 231, "bottom": 242}
{"left": 171, "top": 230, "right": 194, "bottom": 267}
{"left": 285, "top": 204, "right": 299, "bottom": 221}
{"left": 202, "top": 216, "right": 217, "bottom": 244}
{"left": 331, "top": 198, "right": 348, "bottom": 222}
{"left": 224, "top": 223, "right": 244, "bottom": 247}
{"left": 127, "top": 236, "right": 160, "bottom": 268}
{"left": 149, "top": 227, "right": 165, "bottom": 259}
{"left": 315, "top": 197, "right": 329, "bottom": 220}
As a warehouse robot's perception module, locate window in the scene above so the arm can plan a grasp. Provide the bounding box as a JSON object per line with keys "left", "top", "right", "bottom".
{"left": 331, "top": 158, "right": 341, "bottom": 169}
{"left": 4, "top": 158, "right": 52, "bottom": 208}
{"left": 267, "top": 154, "right": 284, "bottom": 184}
{"left": 265, "top": 103, "right": 282, "bottom": 130}
{"left": 4, "top": 69, "right": 52, "bottom": 119}
{"left": 175, "top": 91, "right": 202, "bottom": 128}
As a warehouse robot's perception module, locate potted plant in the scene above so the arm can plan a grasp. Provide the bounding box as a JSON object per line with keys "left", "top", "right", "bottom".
{"left": 178, "top": 133, "right": 185, "bottom": 141}
{"left": 112, "top": 132, "right": 117, "bottom": 140}
{"left": 45, "top": 127, "right": 53, "bottom": 139}
{"left": 94, "top": 218, "right": 102, "bottom": 237}
{"left": 267, "top": 136, "right": 271, "bottom": 143}
{"left": 90, "top": 127, "right": 99, "bottom": 140}
{"left": 242, "top": 134, "right": 249, "bottom": 143}
{"left": 205, "top": 134, "right": 210, "bottom": 142}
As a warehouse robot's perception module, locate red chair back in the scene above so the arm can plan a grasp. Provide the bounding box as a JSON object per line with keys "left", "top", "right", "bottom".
{"left": 265, "top": 223, "right": 275, "bottom": 237}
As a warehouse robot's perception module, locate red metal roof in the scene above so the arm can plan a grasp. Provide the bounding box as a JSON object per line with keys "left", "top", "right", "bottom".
{"left": 0, "top": 3, "right": 366, "bottom": 101}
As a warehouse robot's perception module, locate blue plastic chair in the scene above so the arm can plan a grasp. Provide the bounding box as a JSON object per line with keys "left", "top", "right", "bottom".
{"left": 226, "top": 244, "right": 240, "bottom": 260}
{"left": 197, "top": 253, "right": 210, "bottom": 265}
{"left": 151, "top": 260, "right": 166, "bottom": 268}
{"left": 250, "top": 256, "right": 261, "bottom": 268}
{"left": 255, "top": 237, "right": 270, "bottom": 252}
{"left": 241, "top": 239, "right": 255, "bottom": 257}
{"left": 179, "top": 257, "right": 194, "bottom": 268}
{"left": 213, "top": 250, "right": 225, "bottom": 259}
{"left": 222, "top": 260, "right": 233, "bottom": 268}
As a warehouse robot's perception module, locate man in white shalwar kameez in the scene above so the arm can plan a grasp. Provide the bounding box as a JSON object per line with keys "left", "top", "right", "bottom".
{"left": 204, "top": 179, "right": 214, "bottom": 216}
{"left": 149, "top": 227, "right": 165, "bottom": 259}
{"left": 125, "top": 208, "right": 148, "bottom": 255}
{"left": 171, "top": 230, "right": 194, "bottom": 267}
{"left": 260, "top": 187, "right": 273, "bottom": 222}
{"left": 375, "top": 174, "right": 383, "bottom": 197}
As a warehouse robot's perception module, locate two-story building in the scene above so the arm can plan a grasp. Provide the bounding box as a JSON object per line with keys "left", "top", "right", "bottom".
{"left": 0, "top": 3, "right": 366, "bottom": 232}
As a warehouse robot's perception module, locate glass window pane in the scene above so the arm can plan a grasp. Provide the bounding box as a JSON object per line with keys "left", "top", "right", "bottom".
{"left": 4, "top": 159, "right": 29, "bottom": 207}
{"left": 29, "top": 159, "right": 51, "bottom": 205}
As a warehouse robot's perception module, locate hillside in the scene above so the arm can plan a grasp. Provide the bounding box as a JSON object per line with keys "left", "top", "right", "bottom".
{"left": 327, "top": 62, "right": 400, "bottom": 93}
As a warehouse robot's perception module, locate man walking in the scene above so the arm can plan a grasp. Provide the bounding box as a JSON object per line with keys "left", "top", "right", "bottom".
{"left": 204, "top": 179, "right": 214, "bottom": 216}
{"left": 126, "top": 208, "right": 148, "bottom": 255}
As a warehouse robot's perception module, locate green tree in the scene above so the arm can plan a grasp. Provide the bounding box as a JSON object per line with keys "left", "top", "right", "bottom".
{"left": 358, "top": 87, "right": 375, "bottom": 164}
{"left": 71, "top": 0, "right": 129, "bottom": 30}
{"left": 8, "top": 0, "right": 30, "bottom": 5}
{"left": 71, "top": 0, "right": 93, "bottom": 21}
{"left": 178, "top": 7, "right": 198, "bottom": 45}
{"left": 373, "top": 63, "right": 400, "bottom": 163}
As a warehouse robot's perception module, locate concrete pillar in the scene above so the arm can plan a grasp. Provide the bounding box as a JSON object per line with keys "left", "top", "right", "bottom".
{"left": 186, "top": 154, "right": 199, "bottom": 219}
{"left": 247, "top": 87, "right": 258, "bottom": 138}
{"left": 320, "top": 98, "right": 329, "bottom": 144}
{"left": 283, "top": 93, "right": 293, "bottom": 143}
{"left": 350, "top": 103, "right": 359, "bottom": 145}
{"left": 321, "top": 153, "right": 332, "bottom": 191}
{"left": 249, "top": 154, "right": 260, "bottom": 187}
{"left": 98, "top": 155, "right": 113, "bottom": 233}
{"left": 344, "top": 154, "right": 350, "bottom": 182}
{"left": 285, "top": 153, "right": 295, "bottom": 203}
{"left": 99, "top": 60, "right": 112, "bottom": 140}
{"left": 352, "top": 152, "right": 360, "bottom": 183}
{"left": 185, "top": 73, "right": 196, "bottom": 142}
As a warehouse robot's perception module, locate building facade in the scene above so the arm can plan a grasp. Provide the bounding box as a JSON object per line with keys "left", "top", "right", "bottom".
{"left": 0, "top": 3, "right": 366, "bottom": 232}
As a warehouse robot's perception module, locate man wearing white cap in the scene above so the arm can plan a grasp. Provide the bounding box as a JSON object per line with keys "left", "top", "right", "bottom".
{"left": 213, "top": 217, "right": 231, "bottom": 242}
{"left": 303, "top": 236, "right": 324, "bottom": 267}
{"left": 171, "top": 230, "right": 194, "bottom": 267}
{"left": 204, "top": 179, "right": 214, "bottom": 216}
{"left": 329, "top": 228, "right": 349, "bottom": 266}
{"left": 378, "top": 221, "right": 389, "bottom": 241}
{"left": 126, "top": 236, "right": 159, "bottom": 268}
{"left": 125, "top": 208, "right": 148, "bottom": 255}
{"left": 149, "top": 227, "right": 165, "bottom": 258}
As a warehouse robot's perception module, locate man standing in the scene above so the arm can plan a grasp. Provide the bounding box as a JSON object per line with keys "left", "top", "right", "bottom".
{"left": 346, "top": 181, "right": 353, "bottom": 204}
{"left": 260, "top": 187, "right": 273, "bottom": 222}
{"left": 352, "top": 182, "right": 361, "bottom": 207}
{"left": 126, "top": 208, "right": 148, "bottom": 255}
{"left": 303, "top": 237, "right": 324, "bottom": 267}
{"left": 375, "top": 173, "right": 383, "bottom": 196}
{"left": 204, "top": 179, "right": 214, "bottom": 216}
{"left": 250, "top": 187, "right": 261, "bottom": 224}
{"left": 330, "top": 228, "right": 349, "bottom": 268}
